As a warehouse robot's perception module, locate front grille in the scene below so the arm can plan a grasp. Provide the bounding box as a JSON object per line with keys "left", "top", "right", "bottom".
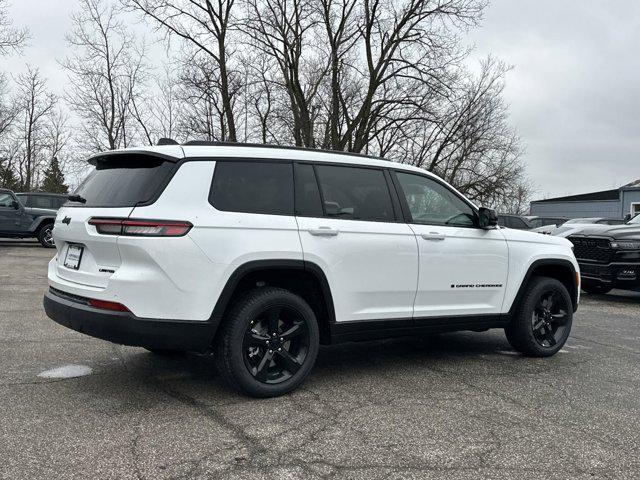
{"left": 569, "top": 236, "right": 614, "bottom": 264}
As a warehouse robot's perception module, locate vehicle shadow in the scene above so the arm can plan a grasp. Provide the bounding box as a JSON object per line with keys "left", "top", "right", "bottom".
{"left": 105, "top": 330, "right": 521, "bottom": 399}
{"left": 0, "top": 240, "right": 42, "bottom": 248}
{"left": 581, "top": 290, "right": 640, "bottom": 304}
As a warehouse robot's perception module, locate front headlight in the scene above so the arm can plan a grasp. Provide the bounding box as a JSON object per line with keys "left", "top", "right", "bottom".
{"left": 610, "top": 240, "right": 640, "bottom": 250}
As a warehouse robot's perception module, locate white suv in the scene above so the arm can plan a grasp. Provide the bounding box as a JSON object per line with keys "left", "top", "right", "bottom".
{"left": 44, "top": 142, "right": 580, "bottom": 397}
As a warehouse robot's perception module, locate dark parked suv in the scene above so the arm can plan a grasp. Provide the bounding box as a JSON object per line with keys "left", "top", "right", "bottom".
{"left": 15, "top": 192, "right": 68, "bottom": 210}
{"left": 0, "top": 189, "right": 58, "bottom": 247}
{"left": 568, "top": 215, "right": 640, "bottom": 294}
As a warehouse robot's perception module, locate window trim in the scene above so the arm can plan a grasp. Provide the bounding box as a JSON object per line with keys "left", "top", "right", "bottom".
{"left": 390, "top": 169, "right": 480, "bottom": 229}
{"left": 208, "top": 159, "right": 295, "bottom": 217}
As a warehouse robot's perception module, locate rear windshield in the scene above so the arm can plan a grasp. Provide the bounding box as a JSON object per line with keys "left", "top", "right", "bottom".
{"left": 72, "top": 155, "right": 176, "bottom": 207}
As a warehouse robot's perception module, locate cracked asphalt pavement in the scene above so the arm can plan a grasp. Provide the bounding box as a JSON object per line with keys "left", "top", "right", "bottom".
{"left": 1, "top": 241, "right": 639, "bottom": 479}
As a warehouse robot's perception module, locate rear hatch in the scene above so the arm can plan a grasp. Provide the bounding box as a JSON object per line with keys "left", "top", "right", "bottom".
{"left": 53, "top": 150, "right": 181, "bottom": 288}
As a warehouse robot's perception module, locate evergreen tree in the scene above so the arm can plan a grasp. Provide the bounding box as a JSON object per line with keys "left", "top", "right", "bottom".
{"left": 40, "top": 157, "right": 68, "bottom": 193}
{"left": 0, "top": 161, "right": 19, "bottom": 191}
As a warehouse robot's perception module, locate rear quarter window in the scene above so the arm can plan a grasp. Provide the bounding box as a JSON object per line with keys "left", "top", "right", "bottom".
{"left": 209, "top": 161, "right": 294, "bottom": 216}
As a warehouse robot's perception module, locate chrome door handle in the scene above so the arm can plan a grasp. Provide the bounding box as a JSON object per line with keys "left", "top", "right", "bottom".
{"left": 309, "top": 227, "right": 339, "bottom": 236}
{"left": 421, "top": 232, "right": 445, "bottom": 241}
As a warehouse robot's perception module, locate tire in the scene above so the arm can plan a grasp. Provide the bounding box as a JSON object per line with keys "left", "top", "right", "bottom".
{"left": 504, "top": 276, "right": 573, "bottom": 357}
{"left": 581, "top": 282, "right": 612, "bottom": 295}
{"left": 214, "top": 287, "right": 320, "bottom": 398}
{"left": 37, "top": 223, "right": 55, "bottom": 248}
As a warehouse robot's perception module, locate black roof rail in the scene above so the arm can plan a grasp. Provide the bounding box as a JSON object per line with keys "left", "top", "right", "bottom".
{"left": 181, "top": 140, "right": 388, "bottom": 162}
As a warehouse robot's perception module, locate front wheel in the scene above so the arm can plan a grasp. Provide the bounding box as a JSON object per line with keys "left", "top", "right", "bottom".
{"left": 505, "top": 276, "right": 573, "bottom": 357}
{"left": 215, "top": 287, "right": 319, "bottom": 398}
{"left": 37, "top": 223, "right": 55, "bottom": 248}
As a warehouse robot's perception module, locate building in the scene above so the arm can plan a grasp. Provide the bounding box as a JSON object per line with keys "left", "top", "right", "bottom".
{"left": 530, "top": 179, "right": 640, "bottom": 220}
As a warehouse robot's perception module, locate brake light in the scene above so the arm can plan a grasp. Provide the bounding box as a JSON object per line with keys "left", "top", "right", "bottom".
{"left": 88, "top": 218, "right": 192, "bottom": 237}
{"left": 88, "top": 298, "right": 130, "bottom": 312}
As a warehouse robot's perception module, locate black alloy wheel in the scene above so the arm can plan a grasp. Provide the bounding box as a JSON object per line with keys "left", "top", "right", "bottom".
{"left": 243, "top": 305, "right": 310, "bottom": 384}
{"left": 530, "top": 289, "right": 570, "bottom": 348}
{"left": 215, "top": 287, "right": 320, "bottom": 397}
{"left": 505, "top": 276, "right": 573, "bottom": 357}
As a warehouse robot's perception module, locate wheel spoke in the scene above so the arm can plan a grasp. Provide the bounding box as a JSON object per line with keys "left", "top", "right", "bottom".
{"left": 254, "top": 350, "right": 273, "bottom": 382}
{"left": 274, "top": 349, "right": 301, "bottom": 374}
{"left": 245, "top": 329, "right": 269, "bottom": 347}
{"left": 532, "top": 318, "right": 545, "bottom": 331}
{"left": 281, "top": 321, "right": 306, "bottom": 341}
{"left": 266, "top": 308, "right": 280, "bottom": 335}
{"left": 551, "top": 310, "right": 568, "bottom": 324}
{"left": 544, "top": 330, "right": 557, "bottom": 346}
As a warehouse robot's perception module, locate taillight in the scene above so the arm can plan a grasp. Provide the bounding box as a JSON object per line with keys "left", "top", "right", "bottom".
{"left": 88, "top": 298, "right": 130, "bottom": 312}
{"left": 88, "top": 218, "right": 192, "bottom": 237}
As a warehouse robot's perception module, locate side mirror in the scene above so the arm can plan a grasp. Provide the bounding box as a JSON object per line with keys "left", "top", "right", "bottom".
{"left": 11, "top": 200, "right": 20, "bottom": 210}
{"left": 478, "top": 207, "right": 498, "bottom": 228}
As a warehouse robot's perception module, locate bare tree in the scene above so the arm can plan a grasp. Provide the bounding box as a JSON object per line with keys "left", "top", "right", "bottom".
{"left": 127, "top": 0, "right": 239, "bottom": 142}
{"left": 13, "top": 66, "right": 57, "bottom": 190}
{"left": 62, "top": 0, "right": 147, "bottom": 151}
{"left": 0, "top": 0, "right": 28, "bottom": 55}
{"left": 394, "top": 57, "right": 527, "bottom": 206}
{"left": 129, "top": 66, "right": 183, "bottom": 144}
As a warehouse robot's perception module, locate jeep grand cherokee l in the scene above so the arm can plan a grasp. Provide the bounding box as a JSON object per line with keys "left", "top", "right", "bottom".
{"left": 569, "top": 216, "right": 640, "bottom": 294}
{"left": 43, "top": 143, "right": 580, "bottom": 397}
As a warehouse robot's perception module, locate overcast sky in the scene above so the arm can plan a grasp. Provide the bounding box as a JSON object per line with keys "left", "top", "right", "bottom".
{"left": 2, "top": 0, "right": 640, "bottom": 199}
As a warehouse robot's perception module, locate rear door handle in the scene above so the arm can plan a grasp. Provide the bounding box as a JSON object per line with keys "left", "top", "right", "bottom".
{"left": 309, "top": 227, "right": 339, "bottom": 237}
{"left": 421, "top": 232, "right": 445, "bottom": 241}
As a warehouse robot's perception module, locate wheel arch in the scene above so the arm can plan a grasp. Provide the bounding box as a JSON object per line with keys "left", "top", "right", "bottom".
{"left": 508, "top": 259, "right": 579, "bottom": 316}
{"left": 30, "top": 216, "right": 55, "bottom": 234}
{"left": 209, "top": 260, "right": 336, "bottom": 344}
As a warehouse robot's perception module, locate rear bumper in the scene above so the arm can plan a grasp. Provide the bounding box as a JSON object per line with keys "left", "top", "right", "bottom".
{"left": 43, "top": 289, "right": 216, "bottom": 352}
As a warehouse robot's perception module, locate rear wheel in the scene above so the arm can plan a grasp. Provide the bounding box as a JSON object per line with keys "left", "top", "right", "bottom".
{"left": 215, "top": 287, "right": 319, "bottom": 398}
{"left": 37, "top": 223, "right": 55, "bottom": 248}
{"left": 505, "top": 276, "right": 573, "bottom": 357}
{"left": 581, "top": 282, "right": 612, "bottom": 295}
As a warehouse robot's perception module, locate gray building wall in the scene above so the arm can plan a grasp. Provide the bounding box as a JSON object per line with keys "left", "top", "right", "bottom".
{"left": 529, "top": 199, "right": 621, "bottom": 218}
{"left": 621, "top": 188, "right": 640, "bottom": 217}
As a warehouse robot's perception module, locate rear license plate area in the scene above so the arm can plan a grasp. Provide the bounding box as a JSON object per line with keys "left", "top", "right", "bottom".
{"left": 64, "top": 244, "right": 84, "bottom": 270}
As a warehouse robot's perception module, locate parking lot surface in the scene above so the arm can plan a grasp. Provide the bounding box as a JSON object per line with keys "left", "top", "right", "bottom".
{"left": 1, "top": 242, "right": 639, "bottom": 479}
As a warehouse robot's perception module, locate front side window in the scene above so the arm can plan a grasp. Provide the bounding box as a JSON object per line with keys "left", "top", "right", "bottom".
{"left": 395, "top": 172, "right": 476, "bottom": 227}
{"left": 0, "top": 192, "right": 14, "bottom": 208}
{"left": 210, "top": 161, "right": 294, "bottom": 216}
{"left": 314, "top": 165, "right": 395, "bottom": 222}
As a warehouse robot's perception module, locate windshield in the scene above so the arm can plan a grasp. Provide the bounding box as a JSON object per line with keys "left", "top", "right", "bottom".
{"left": 567, "top": 218, "right": 599, "bottom": 224}
{"left": 628, "top": 214, "right": 640, "bottom": 224}
{"left": 71, "top": 154, "right": 176, "bottom": 208}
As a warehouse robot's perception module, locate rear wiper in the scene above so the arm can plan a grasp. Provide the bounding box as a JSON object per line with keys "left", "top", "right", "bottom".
{"left": 67, "top": 194, "right": 87, "bottom": 204}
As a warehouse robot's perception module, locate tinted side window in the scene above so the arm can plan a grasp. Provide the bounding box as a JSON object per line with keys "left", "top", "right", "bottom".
{"left": 294, "top": 164, "right": 323, "bottom": 217}
{"left": 512, "top": 218, "right": 528, "bottom": 229}
{"left": 314, "top": 165, "right": 394, "bottom": 222}
{"left": 15, "top": 194, "right": 29, "bottom": 207}
{"left": 210, "top": 161, "right": 293, "bottom": 216}
{"left": 32, "top": 196, "right": 54, "bottom": 209}
{"left": 395, "top": 172, "right": 475, "bottom": 227}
